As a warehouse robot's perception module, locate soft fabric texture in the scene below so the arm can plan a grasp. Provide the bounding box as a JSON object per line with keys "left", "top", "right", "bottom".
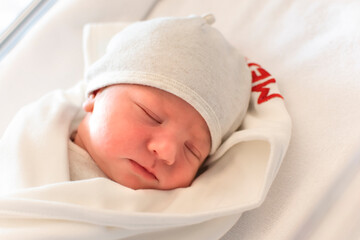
{"left": 85, "top": 15, "right": 252, "bottom": 154}
{"left": 68, "top": 139, "right": 108, "bottom": 180}
{"left": 0, "top": 18, "right": 291, "bottom": 238}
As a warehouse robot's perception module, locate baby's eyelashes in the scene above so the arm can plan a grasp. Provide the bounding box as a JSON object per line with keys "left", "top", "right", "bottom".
{"left": 136, "top": 103, "right": 163, "bottom": 124}
{"left": 185, "top": 142, "right": 202, "bottom": 161}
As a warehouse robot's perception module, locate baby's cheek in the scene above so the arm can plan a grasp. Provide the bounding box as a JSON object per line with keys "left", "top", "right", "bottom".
{"left": 89, "top": 128, "right": 120, "bottom": 158}
{"left": 163, "top": 164, "right": 197, "bottom": 189}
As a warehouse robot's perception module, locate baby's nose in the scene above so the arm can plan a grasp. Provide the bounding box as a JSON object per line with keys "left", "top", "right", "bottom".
{"left": 148, "top": 136, "right": 177, "bottom": 165}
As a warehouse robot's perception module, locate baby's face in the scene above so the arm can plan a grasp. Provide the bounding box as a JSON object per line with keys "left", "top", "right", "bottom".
{"left": 75, "top": 84, "right": 211, "bottom": 190}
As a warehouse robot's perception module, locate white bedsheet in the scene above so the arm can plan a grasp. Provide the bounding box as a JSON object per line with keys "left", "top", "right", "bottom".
{"left": 1, "top": 0, "right": 360, "bottom": 239}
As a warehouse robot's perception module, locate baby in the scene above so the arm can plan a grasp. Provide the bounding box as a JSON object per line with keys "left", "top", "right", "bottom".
{"left": 69, "top": 14, "right": 251, "bottom": 190}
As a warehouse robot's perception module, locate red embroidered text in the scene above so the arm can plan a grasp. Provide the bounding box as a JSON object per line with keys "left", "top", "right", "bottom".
{"left": 248, "top": 63, "right": 283, "bottom": 104}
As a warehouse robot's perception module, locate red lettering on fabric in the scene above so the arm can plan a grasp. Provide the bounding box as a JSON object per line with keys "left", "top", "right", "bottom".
{"left": 248, "top": 62, "right": 284, "bottom": 104}
{"left": 248, "top": 63, "right": 271, "bottom": 83}
{"left": 252, "top": 79, "right": 284, "bottom": 104}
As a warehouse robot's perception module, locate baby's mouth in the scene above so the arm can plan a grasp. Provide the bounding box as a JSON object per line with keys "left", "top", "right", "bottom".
{"left": 129, "top": 159, "right": 158, "bottom": 181}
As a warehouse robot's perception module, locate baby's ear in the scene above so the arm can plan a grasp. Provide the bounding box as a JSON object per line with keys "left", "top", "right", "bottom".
{"left": 82, "top": 92, "right": 97, "bottom": 112}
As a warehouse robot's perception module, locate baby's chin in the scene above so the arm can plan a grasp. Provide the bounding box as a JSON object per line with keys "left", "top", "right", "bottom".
{"left": 112, "top": 177, "right": 191, "bottom": 191}
{"left": 108, "top": 174, "right": 159, "bottom": 190}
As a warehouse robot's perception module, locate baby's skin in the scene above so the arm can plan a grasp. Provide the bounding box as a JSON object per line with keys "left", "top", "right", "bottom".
{"left": 75, "top": 84, "right": 211, "bottom": 190}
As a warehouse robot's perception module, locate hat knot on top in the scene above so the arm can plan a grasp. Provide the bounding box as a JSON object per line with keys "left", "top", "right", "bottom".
{"left": 85, "top": 14, "right": 252, "bottom": 155}
{"left": 202, "top": 13, "right": 216, "bottom": 25}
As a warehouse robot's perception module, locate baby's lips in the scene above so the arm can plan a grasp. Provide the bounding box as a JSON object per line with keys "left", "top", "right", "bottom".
{"left": 129, "top": 159, "right": 158, "bottom": 181}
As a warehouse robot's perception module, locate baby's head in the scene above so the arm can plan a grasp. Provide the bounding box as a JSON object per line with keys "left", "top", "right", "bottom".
{"left": 75, "top": 14, "right": 251, "bottom": 190}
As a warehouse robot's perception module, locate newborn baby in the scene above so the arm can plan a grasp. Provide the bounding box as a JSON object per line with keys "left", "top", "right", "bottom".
{"left": 69, "top": 14, "right": 251, "bottom": 190}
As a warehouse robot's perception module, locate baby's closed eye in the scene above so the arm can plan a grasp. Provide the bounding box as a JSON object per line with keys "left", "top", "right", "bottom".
{"left": 185, "top": 142, "right": 202, "bottom": 161}
{"left": 135, "top": 103, "right": 162, "bottom": 124}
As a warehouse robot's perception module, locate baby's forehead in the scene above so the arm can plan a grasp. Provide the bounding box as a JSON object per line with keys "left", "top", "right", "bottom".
{"left": 105, "top": 83, "right": 176, "bottom": 100}
{"left": 115, "top": 84, "right": 202, "bottom": 116}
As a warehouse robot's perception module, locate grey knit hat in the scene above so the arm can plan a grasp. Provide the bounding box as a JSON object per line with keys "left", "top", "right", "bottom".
{"left": 85, "top": 14, "right": 251, "bottom": 154}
